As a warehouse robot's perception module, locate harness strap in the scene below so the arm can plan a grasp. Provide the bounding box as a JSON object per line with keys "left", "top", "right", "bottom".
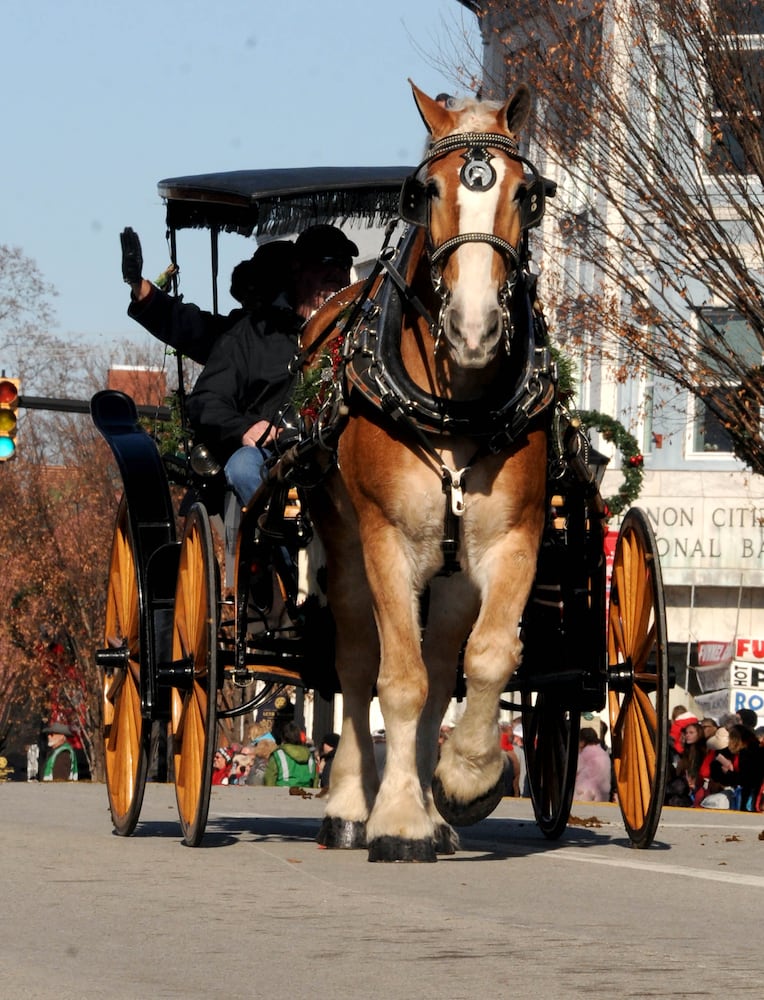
{"left": 379, "top": 252, "right": 436, "bottom": 332}
{"left": 378, "top": 382, "right": 475, "bottom": 574}
{"left": 440, "top": 465, "right": 470, "bottom": 576}
{"left": 430, "top": 232, "right": 520, "bottom": 269}
{"left": 423, "top": 131, "right": 520, "bottom": 161}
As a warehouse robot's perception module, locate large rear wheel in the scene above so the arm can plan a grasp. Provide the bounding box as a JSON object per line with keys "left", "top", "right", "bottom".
{"left": 608, "top": 508, "right": 669, "bottom": 849}
{"left": 522, "top": 692, "right": 580, "bottom": 839}
{"left": 171, "top": 503, "right": 219, "bottom": 846}
{"left": 102, "top": 499, "right": 150, "bottom": 836}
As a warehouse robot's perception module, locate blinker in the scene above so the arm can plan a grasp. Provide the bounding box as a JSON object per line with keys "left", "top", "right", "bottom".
{"left": 518, "top": 178, "right": 545, "bottom": 230}
{"left": 399, "top": 175, "right": 429, "bottom": 227}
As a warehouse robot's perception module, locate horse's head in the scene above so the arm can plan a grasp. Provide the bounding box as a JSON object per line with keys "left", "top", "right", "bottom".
{"left": 401, "top": 83, "right": 543, "bottom": 371}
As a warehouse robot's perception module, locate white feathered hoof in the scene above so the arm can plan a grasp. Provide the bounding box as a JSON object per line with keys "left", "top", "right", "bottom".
{"left": 317, "top": 816, "right": 367, "bottom": 849}
{"left": 367, "top": 835, "right": 437, "bottom": 863}
{"left": 432, "top": 773, "right": 504, "bottom": 826}
{"left": 433, "top": 822, "right": 460, "bottom": 855}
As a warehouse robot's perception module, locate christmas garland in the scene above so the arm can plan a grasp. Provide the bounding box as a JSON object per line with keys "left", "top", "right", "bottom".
{"left": 293, "top": 336, "right": 345, "bottom": 422}
{"left": 577, "top": 409, "right": 644, "bottom": 517}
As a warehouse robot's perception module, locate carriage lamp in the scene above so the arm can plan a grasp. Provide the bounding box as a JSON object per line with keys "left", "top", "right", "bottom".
{"left": 0, "top": 376, "right": 20, "bottom": 462}
{"left": 587, "top": 445, "right": 610, "bottom": 489}
{"left": 190, "top": 443, "right": 222, "bottom": 477}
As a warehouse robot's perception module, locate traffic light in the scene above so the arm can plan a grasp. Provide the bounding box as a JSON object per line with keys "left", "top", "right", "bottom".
{"left": 0, "top": 377, "right": 20, "bottom": 461}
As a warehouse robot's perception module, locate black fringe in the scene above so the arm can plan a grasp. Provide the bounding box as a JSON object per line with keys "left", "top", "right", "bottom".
{"left": 165, "top": 188, "right": 403, "bottom": 238}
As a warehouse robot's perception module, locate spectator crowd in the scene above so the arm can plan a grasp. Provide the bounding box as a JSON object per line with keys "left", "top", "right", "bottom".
{"left": 211, "top": 706, "right": 764, "bottom": 815}
{"left": 666, "top": 706, "right": 764, "bottom": 811}
{"left": 211, "top": 719, "right": 338, "bottom": 791}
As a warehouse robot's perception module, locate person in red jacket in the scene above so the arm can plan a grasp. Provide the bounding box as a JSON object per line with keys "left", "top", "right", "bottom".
{"left": 669, "top": 706, "right": 699, "bottom": 763}
{"left": 676, "top": 722, "right": 715, "bottom": 806}
{"left": 211, "top": 747, "right": 233, "bottom": 785}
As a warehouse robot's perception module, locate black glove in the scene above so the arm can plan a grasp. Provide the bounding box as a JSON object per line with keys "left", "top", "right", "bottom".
{"left": 120, "top": 227, "right": 143, "bottom": 285}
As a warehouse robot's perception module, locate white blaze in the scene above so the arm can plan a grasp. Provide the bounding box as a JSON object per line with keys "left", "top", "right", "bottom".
{"left": 450, "top": 158, "right": 507, "bottom": 355}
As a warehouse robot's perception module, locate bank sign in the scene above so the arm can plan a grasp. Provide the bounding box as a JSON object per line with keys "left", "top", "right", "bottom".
{"left": 633, "top": 498, "right": 764, "bottom": 585}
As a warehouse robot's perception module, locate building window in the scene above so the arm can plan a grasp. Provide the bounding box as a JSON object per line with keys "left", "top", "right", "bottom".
{"left": 692, "top": 388, "right": 734, "bottom": 453}
{"left": 691, "top": 308, "right": 761, "bottom": 454}
{"left": 639, "top": 374, "right": 654, "bottom": 455}
{"left": 706, "top": 3, "right": 764, "bottom": 174}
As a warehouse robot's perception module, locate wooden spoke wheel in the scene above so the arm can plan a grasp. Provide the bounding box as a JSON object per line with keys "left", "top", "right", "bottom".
{"left": 522, "top": 692, "right": 580, "bottom": 839}
{"left": 608, "top": 508, "right": 669, "bottom": 849}
{"left": 171, "top": 503, "right": 219, "bottom": 846}
{"left": 103, "top": 498, "right": 151, "bottom": 836}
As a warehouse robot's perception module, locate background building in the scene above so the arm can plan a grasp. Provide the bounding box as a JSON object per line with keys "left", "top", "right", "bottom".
{"left": 458, "top": 0, "right": 764, "bottom": 720}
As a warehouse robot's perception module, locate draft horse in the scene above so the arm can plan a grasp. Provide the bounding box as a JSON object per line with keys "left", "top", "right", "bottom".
{"left": 300, "top": 83, "right": 555, "bottom": 861}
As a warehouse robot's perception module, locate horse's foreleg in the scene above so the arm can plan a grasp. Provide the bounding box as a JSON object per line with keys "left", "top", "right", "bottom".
{"left": 363, "top": 535, "right": 440, "bottom": 862}
{"left": 367, "top": 642, "right": 436, "bottom": 860}
{"left": 317, "top": 672, "right": 379, "bottom": 849}
{"left": 433, "top": 536, "right": 539, "bottom": 825}
{"left": 419, "top": 574, "right": 480, "bottom": 853}
{"left": 314, "top": 521, "right": 380, "bottom": 850}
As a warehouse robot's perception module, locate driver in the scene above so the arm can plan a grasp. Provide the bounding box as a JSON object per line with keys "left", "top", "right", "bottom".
{"left": 186, "top": 224, "right": 358, "bottom": 506}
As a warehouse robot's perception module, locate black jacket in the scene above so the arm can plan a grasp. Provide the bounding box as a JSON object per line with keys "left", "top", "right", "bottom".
{"left": 128, "top": 286, "right": 246, "bottom": 365}
{"left": 187, "top": 305, "right": 302, "bottom": 464}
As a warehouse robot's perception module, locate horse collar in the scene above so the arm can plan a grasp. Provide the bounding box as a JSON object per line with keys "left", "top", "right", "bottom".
{"left": 342, "top": 257, "right": 556, "bottom": 453}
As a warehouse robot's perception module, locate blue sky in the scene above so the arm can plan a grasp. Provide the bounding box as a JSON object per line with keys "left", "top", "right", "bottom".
{"left": 1, "top": 1, "right": 480, "bottom": 349}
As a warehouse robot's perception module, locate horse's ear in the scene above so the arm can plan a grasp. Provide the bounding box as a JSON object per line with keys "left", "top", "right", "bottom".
{"left": 409, "top": 78, "right": 452, "bottom": 136}
{"left": 505, "top": 85, "right": 531, "bottom": 135}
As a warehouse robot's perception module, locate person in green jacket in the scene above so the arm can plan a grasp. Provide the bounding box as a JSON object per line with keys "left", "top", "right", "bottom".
{"left": 42, "top": 722, "right": 78, "bottom": 782}
{"left": 263, "top": 722, "right": 317, "bottom": 788}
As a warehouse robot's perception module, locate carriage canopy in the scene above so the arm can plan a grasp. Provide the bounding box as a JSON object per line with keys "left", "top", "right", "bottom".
{"left": 157, "top": 166, "right": 415, "bottom": 238}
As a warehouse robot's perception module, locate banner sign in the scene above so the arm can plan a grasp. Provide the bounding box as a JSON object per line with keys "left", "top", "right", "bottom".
{"left": 734, "top": 638, "right": 764, "bottom": 662}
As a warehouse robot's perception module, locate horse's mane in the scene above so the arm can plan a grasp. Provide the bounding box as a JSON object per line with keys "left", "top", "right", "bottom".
{"left": 440, "top": 96, "right": 507, "bottom": 135}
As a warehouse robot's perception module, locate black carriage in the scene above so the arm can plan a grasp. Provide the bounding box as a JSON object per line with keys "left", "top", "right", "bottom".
{"left": 93, "top": 164, "right": 670, "bottom": 849}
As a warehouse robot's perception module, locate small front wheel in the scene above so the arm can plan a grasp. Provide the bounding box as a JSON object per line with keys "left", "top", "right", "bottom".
{"left": 102, "top": 499, "right": 150, "bottom": 836}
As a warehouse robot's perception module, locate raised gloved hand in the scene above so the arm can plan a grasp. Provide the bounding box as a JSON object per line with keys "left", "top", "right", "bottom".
{"left": 120, "top": 227, "right": 143, "bottom": 285}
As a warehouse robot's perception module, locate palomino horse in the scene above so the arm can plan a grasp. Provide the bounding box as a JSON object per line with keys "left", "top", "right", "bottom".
{"left": 300, "top": 83, "right": 555, "bottom": 861}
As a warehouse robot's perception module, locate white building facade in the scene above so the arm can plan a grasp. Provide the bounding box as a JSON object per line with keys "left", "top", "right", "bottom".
{"left": 458, "top": 0, "right": 764, "bottom": 717}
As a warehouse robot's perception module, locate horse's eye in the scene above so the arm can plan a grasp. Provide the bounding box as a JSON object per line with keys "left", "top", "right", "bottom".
{"left": 425, "top": 180, "right": 439, "bottom": 202}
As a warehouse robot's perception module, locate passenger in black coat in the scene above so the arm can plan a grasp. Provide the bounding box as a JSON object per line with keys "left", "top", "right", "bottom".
{"left": 187, "top": 225, "right": 359, "bottom": 506}
{"left": 123, "top": 230, "right": 297, "bottom": 364}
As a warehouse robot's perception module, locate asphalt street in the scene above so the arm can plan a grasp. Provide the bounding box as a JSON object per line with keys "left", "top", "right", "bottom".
{"left": 1, "top": 783, "right": 762, "bottom": 1000}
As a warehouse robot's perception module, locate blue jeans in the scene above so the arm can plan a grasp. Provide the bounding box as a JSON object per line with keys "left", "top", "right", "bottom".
{"left": 225, "top": 446, "right": 269, "bottom": 506}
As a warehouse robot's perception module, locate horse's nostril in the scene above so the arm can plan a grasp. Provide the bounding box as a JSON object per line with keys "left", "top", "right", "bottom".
{"left": 482, "top": 309, "right": 502, "bottom": 346}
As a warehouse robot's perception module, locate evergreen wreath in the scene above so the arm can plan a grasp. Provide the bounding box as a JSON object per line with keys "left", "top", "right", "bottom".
{"left": 293, "top": 336, "right": 345, "bottom": 422}
{"left": 577, "top": 409, "right": 644, "bottom": 517}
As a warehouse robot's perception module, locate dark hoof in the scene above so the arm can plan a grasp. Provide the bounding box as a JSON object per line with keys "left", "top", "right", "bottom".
{"left": 432, "top": 774, "right": 504, "bottom": 826}
{"left": 316, "top": 816, "right": 366, "bottom": 849}
{"left": 367, "top": 836, "right": 437, "bottom": 863}
{"left": 433, "top": 822, "right": 460, "bottom": 855}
